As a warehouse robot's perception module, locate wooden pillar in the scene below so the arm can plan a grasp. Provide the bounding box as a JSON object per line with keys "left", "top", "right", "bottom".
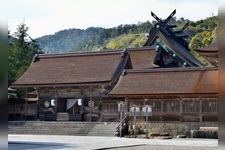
{"left": 14, "top": 104, "right": 16, "bottom": 119}
{"left": 161, "top": 100, "right": 164, "bottom": 112}
{"left": 179, "top": 99, "right": 183, "bottom": 122}
{"left": 125, "top": 98, "right": 128, "bottom": 113}
{"left": 54, "top": 87, "right": 58, "bottom": 120}
{"left": 199, "top": 97, "right": 202, "bottom": 122}
{"left": 161, "top": 100, "right": 164, "bottom": 121}
{"left": 35, "top": 88, "right": 39, "bottom": 120}
{"left": 24, "top": 88, "right": 27, "bottom": 121}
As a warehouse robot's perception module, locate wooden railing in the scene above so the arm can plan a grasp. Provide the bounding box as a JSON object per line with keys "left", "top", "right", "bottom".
{"left": 116, "top": 115, "right": 128, "bottom": 133}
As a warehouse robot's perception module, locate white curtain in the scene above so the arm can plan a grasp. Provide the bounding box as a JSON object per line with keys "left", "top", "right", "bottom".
{"left": 67, "top": 99, "right": 77, "bottom": 110}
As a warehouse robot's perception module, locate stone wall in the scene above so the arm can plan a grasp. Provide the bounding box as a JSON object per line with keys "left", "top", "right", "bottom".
{"left": 134, "top": 121, "right": 218, "bottom": 137}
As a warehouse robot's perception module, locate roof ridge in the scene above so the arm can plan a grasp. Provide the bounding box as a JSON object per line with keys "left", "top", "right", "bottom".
{"left": 36, "top": 46, "right": 157, "bottom": 59}
{"left": 124, "top": 67, "right": 217, "bottom": 74}
{"left": 127, "top": 46, "right": 155, "bottom": 51}
{"left": 37, "top": 49, "right": 124, "bottom": 58}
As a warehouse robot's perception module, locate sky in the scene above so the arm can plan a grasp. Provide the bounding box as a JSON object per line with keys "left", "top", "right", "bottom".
{"left": 5, "top": 0, "right": 218, "bottom": 38}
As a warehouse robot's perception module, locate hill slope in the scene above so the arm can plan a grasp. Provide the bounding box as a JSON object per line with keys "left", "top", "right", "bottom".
{"left": 36, "top": 27, "right": 104, "bottom": 53}
{"left": 36, "top": 16, "right": 217, "bottom": 54}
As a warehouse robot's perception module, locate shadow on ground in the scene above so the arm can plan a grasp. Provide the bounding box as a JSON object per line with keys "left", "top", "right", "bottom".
{"left": 8, "top": 142, "right": 71, "bottom": 150}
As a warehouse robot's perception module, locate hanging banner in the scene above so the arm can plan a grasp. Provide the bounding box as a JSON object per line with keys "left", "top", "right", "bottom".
{"left": 51, "top": 99, "right": 56, "bottom": 106}
{"left": 67, "top": 99, "right": 77, "bottom": 110}
{"left": 78, "top": 98, "right": 83, "bottom": 106}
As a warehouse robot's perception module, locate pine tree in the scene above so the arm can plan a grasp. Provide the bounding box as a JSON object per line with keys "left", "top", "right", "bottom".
{"left": 8, "top": 23, "right": 42, "bottom": 82}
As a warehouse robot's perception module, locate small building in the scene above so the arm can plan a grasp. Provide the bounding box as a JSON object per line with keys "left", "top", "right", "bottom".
{"left": 8, "top": 88, "right": 38, "bottom": 120}
{"left": 8, "top": 87, "right": 22, "bottom": 120}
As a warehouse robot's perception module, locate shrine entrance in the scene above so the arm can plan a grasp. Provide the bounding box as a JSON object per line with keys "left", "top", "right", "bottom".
{"left": 56, "top": 98, "right": 82, "bottom": 121}
{"left": 57, "top": 98, "right": 67, "bottom": 112}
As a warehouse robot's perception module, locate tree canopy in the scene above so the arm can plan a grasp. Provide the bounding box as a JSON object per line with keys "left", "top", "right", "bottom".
{"left": 8, "top": 23, "right": 42, "bottom": 83}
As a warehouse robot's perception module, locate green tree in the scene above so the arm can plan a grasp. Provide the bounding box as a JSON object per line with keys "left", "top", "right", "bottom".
{"left": 189, "top": 30, "right": 214, "bottom": 50}
{"left": 106, "top": 33, "right": 146, "bottom": 49}
{"left": 8, "top": 23, "right": 42, "bottom": 82}
{"left": 188, "top": 30, "right": 214, "bottom": 66}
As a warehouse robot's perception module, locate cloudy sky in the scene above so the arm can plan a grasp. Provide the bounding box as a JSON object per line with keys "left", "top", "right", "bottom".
{"left": 6, "top": 0, "right": 218, "bottom": 38}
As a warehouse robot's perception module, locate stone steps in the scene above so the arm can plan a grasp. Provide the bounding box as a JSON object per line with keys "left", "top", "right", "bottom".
{"left": 8, "top": 121, "right": 118, "bottom": 136}
{"left": 87, "top": 124, "right": 117, "bottom": 136}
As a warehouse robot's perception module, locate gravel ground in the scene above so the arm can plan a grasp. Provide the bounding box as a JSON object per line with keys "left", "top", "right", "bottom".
{"left": 8, "top": 134, "right": 218, "bottom": 150}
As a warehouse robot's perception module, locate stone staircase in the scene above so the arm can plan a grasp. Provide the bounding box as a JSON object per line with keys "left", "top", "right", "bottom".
{"left": 8, "top": 121, "right": 118, "bottom": 136}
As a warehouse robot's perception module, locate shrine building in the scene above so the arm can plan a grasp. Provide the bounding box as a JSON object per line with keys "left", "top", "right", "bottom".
{"left": 11, "top": 10, "right": 218, "bottom": 123}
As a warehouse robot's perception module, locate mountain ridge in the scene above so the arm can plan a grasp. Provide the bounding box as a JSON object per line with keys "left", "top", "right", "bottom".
{"left": 35, "top": 16, "right": 217, "bottom": 54}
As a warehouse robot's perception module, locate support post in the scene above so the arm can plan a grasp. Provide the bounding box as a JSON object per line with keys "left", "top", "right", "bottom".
{"left": 25, "top": 99, "right": 27, "bottom": 120}
{"left": 146, "top": 115, "right": 148, "bottom": 138}
{"left": 199, "top": 98, "right": 202, "bottom": 122}
{"left": 120, "top": 111, "right": 123, "bottom": 138}
{"left": 180, "top": 99, "right": 183, "bottom": 121}
{"left": 118, "top": 101, "right": 125, "bottom": 138}
{"left": 25, "top": 87, "right": 28, "bottom": 121}
{"left": 141, "top": 105, "right": 152, "bottom": 138}
{"left": 90, "top": 106, "right": 92, "bottom": 122}
{"left": 161, "top": 100, "right": 164, "bottom": 113}
{"left": 134, "top": 115, "right": 136, "bottom": 137}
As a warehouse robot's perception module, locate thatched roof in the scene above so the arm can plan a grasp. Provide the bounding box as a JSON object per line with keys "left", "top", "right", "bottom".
{"left": 110, "top": 67, "right": 218, "bottom": 96}
{"left": 127, "top": 47, "right": 157, "bottom": 69}
{"left": 12, "top": 50, "right": 129, "bottom": 87}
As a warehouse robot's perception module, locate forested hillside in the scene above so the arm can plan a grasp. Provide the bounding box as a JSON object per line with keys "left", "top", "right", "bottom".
{"left": 36, "top": 27, "right": 104, "bottom": 53}
{"left": 36, "top": 16, "right": 217, "bottom": 54}
{"left": 36, "top": 22, "right": 153, "bottom": 53}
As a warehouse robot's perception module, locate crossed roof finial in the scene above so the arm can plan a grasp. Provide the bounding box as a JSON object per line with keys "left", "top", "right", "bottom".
{"left": 151, "top": 9, "right": 176, "bottom": 26}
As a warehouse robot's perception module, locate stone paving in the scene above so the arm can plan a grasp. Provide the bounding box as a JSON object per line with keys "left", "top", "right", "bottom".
{"left": 8, "top": 134, "right": 218, "bottom": 150}
{"left": 106, "top": 145, "right": 217, "bottom": 150}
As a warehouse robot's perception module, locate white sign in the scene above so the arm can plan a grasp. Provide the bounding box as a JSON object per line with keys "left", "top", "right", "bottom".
{"left": 118, "top": 102, "right": 125, "bottom": 112}
{"left": 130, "top": 106, "right": 140, "bottom": 116}
{"left": 141, "top": 105, "right": 152, "bottom": 116}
